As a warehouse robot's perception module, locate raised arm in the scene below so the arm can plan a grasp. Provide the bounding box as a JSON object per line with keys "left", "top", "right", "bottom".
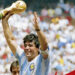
{"left": 33, "top": 12, "right": 48, "bottom": 51}
{"left": 2, "top": 13, "right": 17, "bottom": 56}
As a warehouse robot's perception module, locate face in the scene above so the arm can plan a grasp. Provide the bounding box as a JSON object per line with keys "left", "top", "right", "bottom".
{"left": 24, "top": 41, "right": 39, "bottom": 61}
{"left": 12, "top": 66, "right": 20, "bottom": 75}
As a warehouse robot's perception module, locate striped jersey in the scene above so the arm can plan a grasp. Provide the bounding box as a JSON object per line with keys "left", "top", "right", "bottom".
{"left": 15, "top": 46, "right": 50, "bottom": 75}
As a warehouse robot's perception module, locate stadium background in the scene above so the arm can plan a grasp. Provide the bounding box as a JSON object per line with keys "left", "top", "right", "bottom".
{"left": 0, "top": 0, "right": 75, "bottom": 75}
{"left": 0, "top": 0, "right": 75, "bottom": 10}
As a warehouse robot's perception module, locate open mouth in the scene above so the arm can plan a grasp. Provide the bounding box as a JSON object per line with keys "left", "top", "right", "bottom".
{"left": 26, "top": 52, "right": 32, "bottom": 56}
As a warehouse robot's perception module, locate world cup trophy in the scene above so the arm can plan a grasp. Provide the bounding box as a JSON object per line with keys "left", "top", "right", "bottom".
{"left": 0, "top": 0, "right": 27, "bottom": 19}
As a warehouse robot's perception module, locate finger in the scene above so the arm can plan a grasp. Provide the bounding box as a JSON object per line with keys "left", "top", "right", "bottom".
{"left": 6, "top": 13, "right": 12, "bottom": 19}
{"left": 34, "top": 12, "right": 38, "bottom": 19}
{"left": 3, "top": 13, "right": 13, "bottom": 20}
{"left": 34, "top": 12, "right": 36, "bottom": 16}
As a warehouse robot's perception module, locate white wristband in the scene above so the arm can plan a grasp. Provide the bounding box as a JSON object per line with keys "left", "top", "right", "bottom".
{"left": 40, "top": 49, "right": 48, "bottom": 54}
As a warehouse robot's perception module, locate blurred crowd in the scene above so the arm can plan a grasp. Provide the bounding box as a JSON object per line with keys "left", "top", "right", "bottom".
{"left": 0, "top": 2, "right": 75, "bottom": 75}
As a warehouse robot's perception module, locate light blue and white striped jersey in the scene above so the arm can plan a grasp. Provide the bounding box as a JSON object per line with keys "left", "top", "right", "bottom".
{"left": 16, "top": 46, "right": 50, "bottom": 75}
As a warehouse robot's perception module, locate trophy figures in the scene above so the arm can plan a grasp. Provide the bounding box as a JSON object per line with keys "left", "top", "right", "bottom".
{"left": 0, "top": 0, "right": 27, "bottom": 19}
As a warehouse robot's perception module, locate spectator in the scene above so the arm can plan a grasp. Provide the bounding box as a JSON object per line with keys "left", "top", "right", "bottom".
{"left": 10, "top": 60, "right": 20, "bottom": 75}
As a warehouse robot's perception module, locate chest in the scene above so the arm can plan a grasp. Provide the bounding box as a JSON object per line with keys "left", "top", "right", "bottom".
{"left": 20, "top": 56, "right": 40, "bottom": 75}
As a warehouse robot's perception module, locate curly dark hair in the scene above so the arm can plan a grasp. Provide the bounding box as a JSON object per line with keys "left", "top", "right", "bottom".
{"left": 23, "top": 33, "right": 40, "bottom": 48}
{"left": 10, "top": 60, "right": 19, "bottom": 72}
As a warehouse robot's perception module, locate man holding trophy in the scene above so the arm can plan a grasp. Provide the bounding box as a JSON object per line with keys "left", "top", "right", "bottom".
{"left": 1, "top": 0, "right": 50, "bottom": 75}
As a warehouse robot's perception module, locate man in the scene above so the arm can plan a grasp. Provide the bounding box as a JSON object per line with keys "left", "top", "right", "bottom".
{"left": 2, "top": 12, "right": 50, "bottom": 75}
{"left": 10, "top": 60, "right": 20, "bottom": 75}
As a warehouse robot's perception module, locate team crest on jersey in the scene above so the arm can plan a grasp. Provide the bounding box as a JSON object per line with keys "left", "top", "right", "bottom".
{"left": 29, "top": 63, "right": 35, "bottom": 71}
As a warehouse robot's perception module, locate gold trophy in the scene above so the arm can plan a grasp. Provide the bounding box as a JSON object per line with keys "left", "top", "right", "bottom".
{"left": 0, "top": 0, "right": 27, "bottom": 19}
